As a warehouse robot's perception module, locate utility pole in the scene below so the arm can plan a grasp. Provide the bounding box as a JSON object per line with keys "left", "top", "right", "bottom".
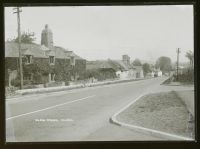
{"left": 13, "top": 7, "right": 23, "bottom": 89}
{"left": 176, "top": 48, "right": 181, "bottom": 81}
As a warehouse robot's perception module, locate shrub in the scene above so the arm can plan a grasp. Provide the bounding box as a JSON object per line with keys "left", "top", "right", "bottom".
{"left": 65, "top": 81, "right": 70, "bottom": 86}
{"left": 174, "top": 68, "right": 194, "bottom": 82}
{"left": 11, "top": 78, "right": 32, "bottom": 87}
{"left": 5, "top": 86, "right": 19, "bottom": 96}
{"left": 45, "top": 81, "right": 65, "bottom": 88}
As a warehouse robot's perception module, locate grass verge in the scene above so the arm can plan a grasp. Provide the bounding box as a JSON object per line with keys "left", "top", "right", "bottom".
{"left": 117, "top": 91, "right": 193, "bottom": 138}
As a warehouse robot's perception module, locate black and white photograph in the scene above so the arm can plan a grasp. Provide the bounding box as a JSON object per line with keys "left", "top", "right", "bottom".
{"left": 4, "top": 5, "right": 195, "bottom": 142}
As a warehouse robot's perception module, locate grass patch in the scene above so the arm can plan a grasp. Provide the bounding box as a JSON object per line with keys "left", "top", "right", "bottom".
{"left": 117, "top": 91, "right": 192, "bottom": 138}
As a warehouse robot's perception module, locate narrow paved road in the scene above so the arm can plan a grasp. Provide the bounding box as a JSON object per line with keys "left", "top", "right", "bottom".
{"left": 6, "top": 76, "right": 193, "bottom": 142}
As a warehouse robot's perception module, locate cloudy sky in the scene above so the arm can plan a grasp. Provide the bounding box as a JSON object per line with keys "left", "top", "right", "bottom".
{"left": 5, "top": 5, "right": 193, "bottom": 63}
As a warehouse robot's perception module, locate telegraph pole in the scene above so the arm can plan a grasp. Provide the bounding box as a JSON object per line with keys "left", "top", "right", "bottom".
{"left": 176, "top": 48, "right": 181, "bottom": 81}
{"left": 13, "top": 7, "right": 23, "bottom": 89}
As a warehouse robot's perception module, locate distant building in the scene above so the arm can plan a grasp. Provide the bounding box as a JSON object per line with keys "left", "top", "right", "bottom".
{"left": 86, "top": 55, "right": 144, "bottom": 81}
{"left": 109, "top": 55, "right": 143, "bottom": 79}
{"left": 5, "top": 24, "right": 86, "bottom": 87}
{"left": 153, "top": 68, "right": 162, "bottom": 77}
{"left": 132, "top": 65, "right": 144, "bottom": 78}
{"left": 86, "top": 60, "right": 117, "bottom": 81}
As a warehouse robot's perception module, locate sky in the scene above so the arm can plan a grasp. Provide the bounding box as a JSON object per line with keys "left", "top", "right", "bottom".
{"left": 4, "top": 5, "right": 194, "bottom": 63}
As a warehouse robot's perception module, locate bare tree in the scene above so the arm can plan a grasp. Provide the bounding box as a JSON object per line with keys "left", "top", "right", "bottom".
{"left": 185, "top": 50, "right": 194, "bottom": 67}
{"left": 13, "top": 31, "right": 36, "bottom": 44}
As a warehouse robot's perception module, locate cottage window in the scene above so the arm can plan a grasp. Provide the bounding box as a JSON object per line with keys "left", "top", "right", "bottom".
{"left": 70, "top": 56, "right": 75, "bottom": 66}
{"left": 49, "top": 56, "right": 55, "bottom": 65}
{"left": 24, "top": 74, "right": 32, "bottom": 81}
{"left": 25, "top": 55, "right": 32, "bottom": 64}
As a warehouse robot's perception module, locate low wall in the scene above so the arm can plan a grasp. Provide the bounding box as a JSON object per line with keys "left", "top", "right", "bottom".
{"left": 15, "top": 78, "right": 146, "bottom": 96}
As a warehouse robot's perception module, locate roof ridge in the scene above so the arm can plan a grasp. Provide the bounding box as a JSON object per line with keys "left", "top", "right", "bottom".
{"left": 5, "top": 42, "right": 85, "bottom": 60}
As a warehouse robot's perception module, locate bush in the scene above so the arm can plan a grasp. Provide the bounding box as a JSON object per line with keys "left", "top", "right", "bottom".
{"left": 11, "top": 79, "right": 32, "bottom": 87}
{"left": 5, "top": 86, "right": 19, "bottom": 96}
{"left": 174, "top": 68, "right": 194, "bottom": 82}
{"left": 32, "top": 73, "right": 45, "bottom": 85}
{"left": 45, "top": 81, "right": 65, "bottom": 88}
{"left": 23, "top": 85, "right": 38, "bottom": 89}
{"left": 65, "top": 81, "right": 70, "bottom": 86}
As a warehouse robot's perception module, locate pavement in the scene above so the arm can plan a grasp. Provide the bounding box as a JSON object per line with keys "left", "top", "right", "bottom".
{"left": 7, "top": 78, "right": 145, "bottom": 97}
{"left": 6, "top": 76, "right": 194, "bottom": 142}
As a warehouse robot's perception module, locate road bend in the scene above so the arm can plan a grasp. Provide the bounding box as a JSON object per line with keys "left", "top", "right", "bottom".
{"left": 6, "top": 76, "right": 191, "bottom": 142}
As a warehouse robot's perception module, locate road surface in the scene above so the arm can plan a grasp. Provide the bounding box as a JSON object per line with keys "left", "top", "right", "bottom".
{"left": 6, "top": 76, "right": 193, "bottom": 142}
